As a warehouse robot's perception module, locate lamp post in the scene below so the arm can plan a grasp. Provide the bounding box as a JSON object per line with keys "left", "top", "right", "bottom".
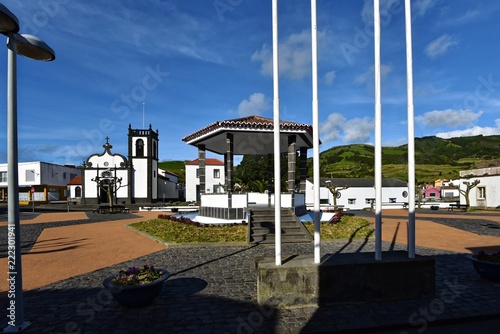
{"left": 1, "top": 3, "right": 55, "bottom": 332}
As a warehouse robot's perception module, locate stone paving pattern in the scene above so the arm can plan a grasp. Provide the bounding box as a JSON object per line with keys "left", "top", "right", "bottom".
{"left": 1, "top": 209, "right": 500, "bottom": 333}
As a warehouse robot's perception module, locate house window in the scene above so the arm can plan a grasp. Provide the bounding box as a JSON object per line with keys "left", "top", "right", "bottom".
{"left": 0, "top": 171, "right": 7, "bottom": 183}
{"left": 213, "top": 169, "right": 220, "bottom": 178}
{"left": 365, "top": 198, "right": 375, "bottom": 205}
{"left": 348, "top": 198, "right": 356, "bottom": 204}
{"left": 429, "top": 192, "right": 436, "bottom": 197}
{"left": 477, "top": 187, "right": 486, "bottom": 199}
{"left": 136, "top": 139, "right": 144, "bottom": 157}
{"left": 196, "top": 168, "right": 199, "bottom": 178}
{"left": 213, "top": 185, "right": 220, "bottom": 193}
{"left": 26, "top": 170, "right": 35, "bottom": 182}
{"left": 389, "top": 198, "right": 396, "bottom": 203}
{"left": 75, "top": 186, "right": 82, "bottom": 198}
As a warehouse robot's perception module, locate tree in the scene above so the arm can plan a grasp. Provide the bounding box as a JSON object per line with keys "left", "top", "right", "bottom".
{"left": 92, "top": 169, "right": 125, "bottom": 207}
{"left": 325, "top": 182, "right": 349, "bottom": 207}
{"left": 457, "top": 179, "right": 480, "bottom": 210}
{"left": 235, "top": 153, "right": 296, "bottom": 192}
{"left": 415, "top": 181, "right": 426, "bottom": 209}
{"left": 249, "top": 179, "right": 268, "bottom": 193}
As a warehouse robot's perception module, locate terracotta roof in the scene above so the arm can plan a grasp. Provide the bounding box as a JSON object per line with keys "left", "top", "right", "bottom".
{"left": 68, "top": 176, "right": 82, "bottom": 185}
{"left": 185, "top": 158, "right": 224, "bottom": 166}
{"left": 182, "top": 115, "right": 312, "bottom": 143}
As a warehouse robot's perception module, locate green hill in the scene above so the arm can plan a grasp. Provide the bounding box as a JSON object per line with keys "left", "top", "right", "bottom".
{"left": 158, "top": 161, "right": 186, "bottom": 185}
{"left": 162, "top": 135, "right": 500, "bottom": 186}
{"left": 313, "top": 135, "right": 500, "bottom": 184}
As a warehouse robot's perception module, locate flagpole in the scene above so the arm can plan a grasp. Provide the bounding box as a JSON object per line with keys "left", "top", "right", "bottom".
{"left": 405, "top": 0, "right": 416, "bottom": 258}
{"left": 311, "top": 0, "right": 321, "bottom": 264}
{"left": 142, "top": 102, "right": 145, "bottom": 129}
{"left": 272, "top": 0, "right": 282, "bottom": 266}
{"left": 374, "top": 0, "right": 383, "bottom": 261}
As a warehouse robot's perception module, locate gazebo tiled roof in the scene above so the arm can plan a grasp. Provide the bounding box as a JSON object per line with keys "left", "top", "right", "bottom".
{"left": 182, "top": 115, "right": 314, "bottom": 155}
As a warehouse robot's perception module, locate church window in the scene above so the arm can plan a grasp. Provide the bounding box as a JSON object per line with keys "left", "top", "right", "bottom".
{"left": 136, "top": 139, "right": 144, "bottom": 157}
{"left": 75, "top": 186, "right": 82, "bottom": 198}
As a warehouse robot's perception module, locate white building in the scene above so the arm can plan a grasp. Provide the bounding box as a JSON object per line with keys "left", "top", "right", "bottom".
{"left": 185, "top": 158, "right": 225, "bottom": 202}
{"left": 158, "top": 169, "right": 183, "bottom": 203}
{"left": 305, "top": 178, "right": 409, "bottom": 210}
{"left": 81, "top": 124, "right": 182, "bottom": 205}
{"left": 449, "top": 175, "right": 500, "bottom": 208}
{"left": 0, "top": 161, "right": 80, "bottom": 203}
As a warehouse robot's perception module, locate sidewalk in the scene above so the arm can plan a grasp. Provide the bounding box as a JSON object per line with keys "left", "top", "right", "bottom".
{"left": 0, "top": 211, "right": 166, "bottom": 293}
{"left": 1, "top": 209, "right": 500, "bottom": 333}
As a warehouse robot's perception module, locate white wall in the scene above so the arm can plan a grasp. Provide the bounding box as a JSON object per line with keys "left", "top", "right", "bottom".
{"left": 453, "top": 175, "right": 500, "bottom": 208}
{"left": 305, "top": 180, "right": 409, "bottom": 210}
{"left": 133, "top": 159, "right": 148, "bottom": 198}
{"left": 0, "top": 162, "right": 79, "bottom": 187}
{"left": 185, "top": 163, "right": 225, "bottom": 202}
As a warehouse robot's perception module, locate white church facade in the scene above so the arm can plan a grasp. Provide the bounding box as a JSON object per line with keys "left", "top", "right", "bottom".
{"left": 80, "top": 124, "right": 179, "bottom": 205}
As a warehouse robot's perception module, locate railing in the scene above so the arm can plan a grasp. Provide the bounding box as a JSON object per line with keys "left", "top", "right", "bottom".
{"left": 200, "top": 192, "right": 305, "bottom": 208}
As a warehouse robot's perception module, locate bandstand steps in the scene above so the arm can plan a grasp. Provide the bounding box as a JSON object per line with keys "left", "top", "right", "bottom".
{"left": 248, "top": 208, "right": 312, "bottom": 244}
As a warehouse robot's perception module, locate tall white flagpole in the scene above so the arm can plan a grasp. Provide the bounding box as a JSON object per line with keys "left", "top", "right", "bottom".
{"left": 374, "top": 0, "right": 383, "bottom": 261}
{"left": 272, "top": 0, "right": 282, "bottom": 266}
{"left": 405, "top": 0, "right": 416, "bottom": 258}
{"left": 311, "top": 0, "right": 321, "bottom": 264}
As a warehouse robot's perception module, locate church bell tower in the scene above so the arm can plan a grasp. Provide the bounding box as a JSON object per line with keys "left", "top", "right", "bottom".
{"left": 128, "top": 124, "right": 159, "bottom": 203}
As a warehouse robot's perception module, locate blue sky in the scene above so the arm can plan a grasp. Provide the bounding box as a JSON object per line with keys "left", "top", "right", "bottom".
{"left": 1, "top": 0, "right": 500, "bottom": 166}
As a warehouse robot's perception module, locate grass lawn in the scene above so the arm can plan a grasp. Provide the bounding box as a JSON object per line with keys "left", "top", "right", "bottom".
{"left": 130, "top": 215, "right": 374, "bottom": 244}
{"left": 130, "top": 219, "right": 248, "bottom": 243}
{"left": 304, "top": 216, "right": 374, "bottom": 239}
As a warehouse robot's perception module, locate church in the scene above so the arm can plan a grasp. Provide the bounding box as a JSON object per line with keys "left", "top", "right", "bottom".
{"left": 78, "top": 124, "right": 180, "bottom": 205}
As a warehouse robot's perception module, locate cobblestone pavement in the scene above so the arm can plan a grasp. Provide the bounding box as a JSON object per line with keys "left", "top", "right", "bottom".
{"left": 2, "top": 241, "right": 500, "bottom": 333}
{"left": 0, "top": 212, "right": 141, "bottom": 257}
{"left": 1, "top": 210, "right": 500, "bottom": 333}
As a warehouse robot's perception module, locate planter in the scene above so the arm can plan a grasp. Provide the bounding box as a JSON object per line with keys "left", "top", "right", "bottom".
{"left": 103, "top": 269, "right": 170, "bottom": 307}
{"left": 468, "top": 255, "right": 500, "bottom": 282}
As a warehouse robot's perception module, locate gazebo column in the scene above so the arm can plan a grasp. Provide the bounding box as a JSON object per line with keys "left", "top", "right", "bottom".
{"left": 267, "top": 153, "right": 273, "bottom": 207}
{"left": 225, "top": 133, "right": 234, "bottom": 209}
{"left": 287, "top": 136, "right": 296, "bottom": 193}
{"left": 198, "top": 145, "right": 206, "bottom": 198}
{"left": 300, "top": 147, "right": 308, "bottom": 193}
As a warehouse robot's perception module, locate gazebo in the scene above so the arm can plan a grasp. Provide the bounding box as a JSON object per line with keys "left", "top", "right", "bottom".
{"left": 182, "top": 115, "right": 314, "bottom": 222}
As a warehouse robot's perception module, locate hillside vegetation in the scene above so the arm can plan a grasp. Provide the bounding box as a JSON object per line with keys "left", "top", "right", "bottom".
{"left": 315, "top": 135, "right": 500, "bottom": 183}
{"left": 160, "top": 135, "right": 500, "bottom": 186}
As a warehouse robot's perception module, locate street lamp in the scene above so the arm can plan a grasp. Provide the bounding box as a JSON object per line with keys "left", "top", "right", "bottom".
{"left": 1, "top": 3, "right": 55, "bottom": 332}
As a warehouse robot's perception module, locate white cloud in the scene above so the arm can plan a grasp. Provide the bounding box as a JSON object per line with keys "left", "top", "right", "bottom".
{"left": 235, "top": 93, "right": 270, "bottom": 117}
{"left": 355, "top": 64, "right": 392, "bottom": 85}
{"left": 343, "top": 117, "right": 374, "bottom": 142}
{"left": 361, "top": 0, "right": 404, "bottom": 24}
{"left": 320, "top": 113, "right": 374, "bottom": 143}
{"left": 413, "top": 0, "right": 437, "bottom": 17}
{"left": 320, "top": 113, "right": 345, "bottom": 142}
{"left": 425, "top": 34, "right": 459, "bottom": 58}
{"left": 324, "top": 71, "right": 336, "bottom": 85}
{"left": 436, "top": 126, "right": 500, "bottom": 139}
{"left": 252, "top": 30, "right": 326, "bottom": 80}
{"left": 415, "top": 109, "right": 482, "bottom": 128}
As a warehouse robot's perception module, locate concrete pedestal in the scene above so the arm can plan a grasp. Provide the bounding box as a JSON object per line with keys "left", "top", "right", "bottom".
{"left": 256, "top": 251, "right": 435, "bottom": 308}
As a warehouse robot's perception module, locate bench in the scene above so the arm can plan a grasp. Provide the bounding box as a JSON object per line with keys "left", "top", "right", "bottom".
{"left": 93, "top": 205, "right": 129, "bottom": 214}
{"left": 448, "top": 203, "right": 469, "bottom": 212}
